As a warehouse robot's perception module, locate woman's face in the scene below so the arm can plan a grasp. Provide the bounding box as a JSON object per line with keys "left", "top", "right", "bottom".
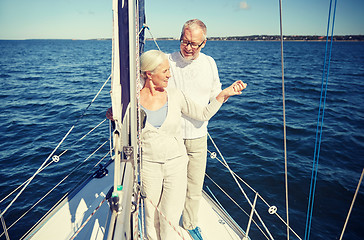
{"left": 151, "top": 59, "right": 171, "bottom": 88}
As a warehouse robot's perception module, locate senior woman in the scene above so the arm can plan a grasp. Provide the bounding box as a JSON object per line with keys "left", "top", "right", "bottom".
{"left": 138, "top": 49, "right": 246, "bottom": 239}
{"left": 107, "top": 49, "right": 246, "bottom": 239}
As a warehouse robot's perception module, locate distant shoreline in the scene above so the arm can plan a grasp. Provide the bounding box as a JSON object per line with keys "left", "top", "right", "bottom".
{"left": 150, "top": 35, "right": 364, "bottom": 42}
{"left": 1, "top": 35, "right": 363, "bottom": 41}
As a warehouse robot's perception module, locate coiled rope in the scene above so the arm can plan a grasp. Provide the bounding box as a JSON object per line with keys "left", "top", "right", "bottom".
{"left": 304, "top": 0, "right": 338, "bottom": 239}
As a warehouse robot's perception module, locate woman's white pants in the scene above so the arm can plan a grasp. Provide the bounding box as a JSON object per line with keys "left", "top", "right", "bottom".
{"left": 142, "top": 155, "right": 188, "bottom": 240}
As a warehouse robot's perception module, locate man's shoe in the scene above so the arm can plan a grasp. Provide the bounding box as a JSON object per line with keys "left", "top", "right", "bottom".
{"left": 187, "top": 227, "right": 203, "bottom": 240}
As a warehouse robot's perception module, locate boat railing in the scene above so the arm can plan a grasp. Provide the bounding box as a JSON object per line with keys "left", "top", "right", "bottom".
{"left": 0, "top": 76, "right": 113, "bottom": 239}
{"left": 206, "top": 132, "right": 302, "bottom": 240}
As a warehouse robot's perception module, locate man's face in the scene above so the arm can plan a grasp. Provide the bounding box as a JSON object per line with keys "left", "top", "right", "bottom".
{"left": 180, "top": 27, "right": 206, "bottom": 60}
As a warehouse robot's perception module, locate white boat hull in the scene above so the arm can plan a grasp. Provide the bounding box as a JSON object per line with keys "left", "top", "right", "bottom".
{"left": 22, "top": 160, "right": 247, "bottom": 240}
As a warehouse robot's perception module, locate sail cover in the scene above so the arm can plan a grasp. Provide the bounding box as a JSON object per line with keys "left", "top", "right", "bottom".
{"left": 112, "top": 0, "right": 145, "bottom": 122}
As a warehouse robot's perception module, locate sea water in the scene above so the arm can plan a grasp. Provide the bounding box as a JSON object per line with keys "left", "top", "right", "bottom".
{"left": 0, "top": 39, "right": 363, "bottom": 240}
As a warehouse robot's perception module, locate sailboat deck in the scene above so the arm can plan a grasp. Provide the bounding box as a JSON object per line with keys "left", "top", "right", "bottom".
{"left": 179, "top": 192, "right": 245, "bottom": 240}
{"left": 22, "top": 160, "right": 246, "bottom": 240}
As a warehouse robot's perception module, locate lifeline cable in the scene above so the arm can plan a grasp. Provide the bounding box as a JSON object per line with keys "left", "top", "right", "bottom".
{"left": 206, "top": 148, "right": 302, "bottom": 240}
{"left": 278, "top": 0, "right": 290, "bottom": 239}
{"left": 339, "top": 168, "right": 364, "bottom": 240}
{"left": 205, "top": 175, "right": 270, "bottom": 240}
{"left": 0, "top": 75, "right": 110, "bottom": 217}
{"left": 0, "top": 119, "right": 108, "bottom": 205}
{"left": 207, "top": 133, "right": 275, "bottom": 240}
{"left": 304, "top": 0, "right": 338, "bottom": 239}
{"left": 0, "top": 143, "right": 110, "bottom": 239}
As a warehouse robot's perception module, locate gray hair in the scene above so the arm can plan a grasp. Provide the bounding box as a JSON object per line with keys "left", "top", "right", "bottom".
{"left": 180, "top": 19, "right": 207, "bottom": 40}
{"left": 140, "top": 50, "right": 167, "bottom": 80}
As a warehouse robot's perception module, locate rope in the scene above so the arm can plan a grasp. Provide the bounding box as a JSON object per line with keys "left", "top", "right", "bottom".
{"left": 339, "top": 168, "right": 364, "bottom": 240}
{"left": 0, "top": 210, "right": 10, "bottom": 240}
{"left": 278, "top": 0, "right": 290, "bottom": 239}
{"left": 138, "top": 189, "right": 145, "bottom": 240}
{"left": 304, "top": 1, "right": 337, "bottom": 239}
{"left": 133, "top": 191, "right": 142, "bottom": 239}
{"left": 143, "top": 197, "right": 186, "bottom": 240}
{"left": 142, "top": 24, "right": 161, "bottom": 51}
{"left": 69, "top": 197, "right": 108, "bottom": 240}
{"left": 136, "top": 14, "right": 146, "bottom": 240}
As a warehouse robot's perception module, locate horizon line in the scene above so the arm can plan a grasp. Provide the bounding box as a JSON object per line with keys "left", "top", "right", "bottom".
{"left": 1, "top": 34, "right": 364, "bottom": 41}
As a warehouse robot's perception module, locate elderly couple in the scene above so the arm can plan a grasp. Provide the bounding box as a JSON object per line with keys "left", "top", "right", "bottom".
{"left": 108, "top": 19, "right": 247, "bottom": 240}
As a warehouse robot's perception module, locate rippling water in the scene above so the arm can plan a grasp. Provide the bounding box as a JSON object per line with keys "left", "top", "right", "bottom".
{"left": 0, "top": 40, "right": 363, "bottom": 240}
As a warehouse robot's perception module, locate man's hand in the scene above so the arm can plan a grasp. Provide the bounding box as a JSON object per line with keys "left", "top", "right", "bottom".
{"left": 106, "top": 107, "right": 114, "bottom": 121}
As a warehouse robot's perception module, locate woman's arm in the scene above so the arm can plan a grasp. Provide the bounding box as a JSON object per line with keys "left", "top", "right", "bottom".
{"left": 180, "top": 80, "right": 247, "bottom": 121}
{"left": 215, "top": 80, "right": 247, "bottom": 103}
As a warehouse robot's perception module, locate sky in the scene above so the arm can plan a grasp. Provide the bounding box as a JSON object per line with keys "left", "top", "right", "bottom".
{"left": 0, "top": 0, "right": 363, "bottom": 40}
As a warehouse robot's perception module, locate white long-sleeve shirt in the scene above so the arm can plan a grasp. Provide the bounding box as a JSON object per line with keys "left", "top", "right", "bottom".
{"left": 168, "top": 51, "right": 222, "bottom": 139}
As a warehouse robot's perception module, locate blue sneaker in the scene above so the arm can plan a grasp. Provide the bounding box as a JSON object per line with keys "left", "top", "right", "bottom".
{"left": 187, "top": 227, "right": 203, "bottom": 240}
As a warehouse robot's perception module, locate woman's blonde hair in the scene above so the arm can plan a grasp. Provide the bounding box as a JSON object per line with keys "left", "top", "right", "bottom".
{"left": 140, "top": 50, "right": 167, "bottom": 80}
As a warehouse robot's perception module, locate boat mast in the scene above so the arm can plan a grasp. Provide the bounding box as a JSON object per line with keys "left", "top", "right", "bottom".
{"left": 108, "top": 0, "right": 140, "bottom": 239}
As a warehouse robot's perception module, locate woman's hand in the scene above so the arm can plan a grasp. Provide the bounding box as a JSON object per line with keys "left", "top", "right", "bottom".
{"left": 229, "top": 80, "right": 247, "bottom": 95}
{"left": 216, "top": 80, "right": 247, "bottom": 103}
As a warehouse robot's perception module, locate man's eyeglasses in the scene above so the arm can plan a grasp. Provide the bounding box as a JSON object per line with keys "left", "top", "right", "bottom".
{"left": 180, "top": 39, "right": 205, "bottom": 49}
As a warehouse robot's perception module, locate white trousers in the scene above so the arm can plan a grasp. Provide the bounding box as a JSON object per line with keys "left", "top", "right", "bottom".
{"left": 182, "top": 135, "right": 207, "bottom": 230}
{"left": 142, "top": 155, "right": 188, "bottom": 240}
